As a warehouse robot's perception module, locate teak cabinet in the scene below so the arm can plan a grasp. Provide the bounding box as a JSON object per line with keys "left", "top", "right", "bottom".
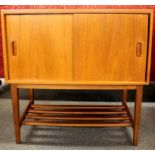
{"left": 1, "top": 9, "right": 153, "bottom": 145}
{"left": 2, "top": 10, "right": 152, "bottom": 84}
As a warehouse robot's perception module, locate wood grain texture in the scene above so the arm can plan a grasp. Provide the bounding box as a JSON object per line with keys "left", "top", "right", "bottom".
{"left": 1, "top": 9, "right": 153, "bottom": 14}
{"left": 22, "top": 103, "right": 132, "bottom": 127}
{"left": 22, "top": 121, "right": 132, "bottom": 127}
{"left": 132, "top": 15, "right": 149, "bottom": 82}
{"left": 1, "top": 8, "right": 152, "bottom": 146}
{"left": 5, "top": 14, "right": 73, "bottom": 81}
{"left": 26, "top": 115, "right": 129, "bottom": 121}
{"left": 6, "top": 80, "right": 149, "bottom": 85}
{"left": 133, "top": 86, "right": 143, "bottom": 146}
{"left": 28, "top": 89, "right": 34, "bottom": 104}
{"left": 74, "top": 14, "right": 148, "bottom": 82}
{"left": 1, "top": 9, "right": 152, "bottom": 85}
{"left": 16, "top": 84, "right": 136, "bottom": 90}
{"left": 146, "top": 12, "right": 153, "bottom": 82}
{"left": 10, "top": 85, "right": 20, "bottom": 144}
{"left": 0, "top": 6, "right": 155, "bottom": 81}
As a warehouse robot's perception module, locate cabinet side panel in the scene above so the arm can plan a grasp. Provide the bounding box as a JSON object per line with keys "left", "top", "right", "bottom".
{"left": 146, "top": 12, "right": 153, "bottom": 83}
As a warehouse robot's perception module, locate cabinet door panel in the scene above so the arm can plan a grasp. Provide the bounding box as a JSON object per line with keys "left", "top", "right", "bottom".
{"left": 74, "top": 14, "right": 148, "bottom": 82}
{"left": 6, "top": 15, "right": 73, "bottom": 81}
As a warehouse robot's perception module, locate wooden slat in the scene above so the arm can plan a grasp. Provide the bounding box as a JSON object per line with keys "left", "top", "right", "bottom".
{"left": 13, "top": 81, "right": 143, "bottom": 86}
{"left": 31, "top": 104, "right": 125, "bottom": 109}
{"left": 28, "top": 109, "right": 127, "bottom": 115}
{"left": 15, "top": 84, "right": 137, "bottom": 90}
{"left": 31, "top": 104, "right": 124, "bottom": 107}
{"left": 21, "top": 104, "right": 132, "bottom": 128}
{"left": 30, "top": 108, "right": 124, "bottom": 112}
{"left": 22, "top": 121, "right": 132, "bottom": 127}
{"left": 26, "top": 115, "right": 130, "bottom": 121}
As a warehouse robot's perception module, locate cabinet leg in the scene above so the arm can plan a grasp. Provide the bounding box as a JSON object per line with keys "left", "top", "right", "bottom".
{"left": 28, "top": 89, "right": 34, "bottom": 104}
{"left": 133, "top": 86, "right": 143, "bottom": 146}
{"left": 122, "top": 90, "right": 128, "bottom": 105}
{"left": 11, "top": 85, "right": 21, "bottom": 144}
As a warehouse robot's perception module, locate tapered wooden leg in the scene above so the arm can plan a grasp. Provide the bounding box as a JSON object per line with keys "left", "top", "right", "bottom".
{"left": 133, "top": 86, "right": 143, "bottom": 146}
{"left": 11, "top": 85, "right": 20, "bottom": 144}
{"left": 122, "top": 90, "right": 128, "bottom": 105}
{"left": 28, "top": 89, "right": 34, "bottom": 104}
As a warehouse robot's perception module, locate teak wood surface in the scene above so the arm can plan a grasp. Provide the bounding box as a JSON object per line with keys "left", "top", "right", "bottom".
{"left": 1, "top": 9, "right": 153, "bottom": 85}
{"left": 1, "top": 9, "right": 153, "bottom": 146}
{"left": 10, "top": 85, "right": 143, "bottom": 146}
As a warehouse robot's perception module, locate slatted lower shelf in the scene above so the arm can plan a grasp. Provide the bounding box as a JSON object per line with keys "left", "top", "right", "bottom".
{"left": 22, "top": 104, "right": 132, "bottom": 127}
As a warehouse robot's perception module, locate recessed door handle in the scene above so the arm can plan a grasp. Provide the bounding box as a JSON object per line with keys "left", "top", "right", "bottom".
{"left": 11, "top": 41, "right": 16, "bottom": 56}
{"left": 136, "top": 41, "right": 142, "bottom": 57}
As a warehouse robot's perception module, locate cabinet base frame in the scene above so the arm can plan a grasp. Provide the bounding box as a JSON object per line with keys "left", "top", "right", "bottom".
{"left": 10, "top": 84, "right": 143, "bottom": 146}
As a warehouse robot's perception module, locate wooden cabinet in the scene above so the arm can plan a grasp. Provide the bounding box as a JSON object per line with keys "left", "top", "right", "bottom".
{"left": 1, "top": 9, "right": 153, "bottom": 145}
{"left": 1, "top": 10, "right": 152, "bottom": 85}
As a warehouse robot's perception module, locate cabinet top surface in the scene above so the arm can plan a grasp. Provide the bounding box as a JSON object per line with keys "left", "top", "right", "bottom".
{"left": 1, "top": 9, "right": 153, "bottom": 15}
